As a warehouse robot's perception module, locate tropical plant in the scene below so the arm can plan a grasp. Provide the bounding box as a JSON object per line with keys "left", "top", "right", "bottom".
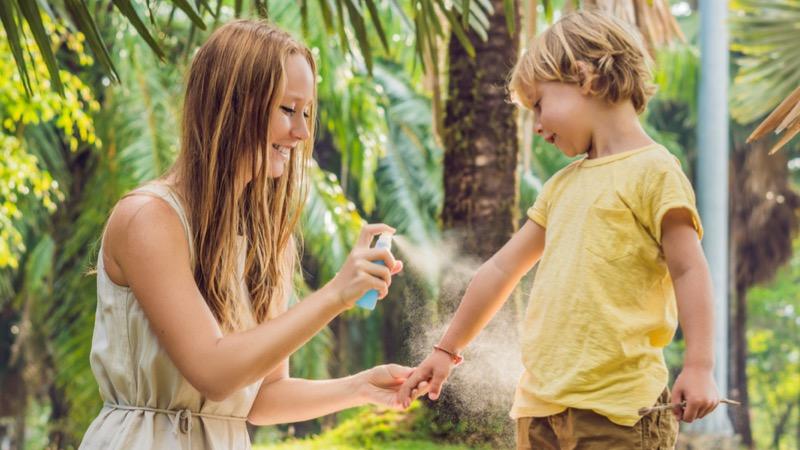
{"left": 0, "top": 0, "right": 496, "bottom": 98}
{"left": 730, "top": 0, "right": 800, "bottom": 129}
{"left": 1, "top": 1, "right": 450, "bottom": 446}
{"left": 729, "top": 1, "right": 800, "bottom": 446}
{"left": 0, "top": 15, "right": 101, "bottom": 447}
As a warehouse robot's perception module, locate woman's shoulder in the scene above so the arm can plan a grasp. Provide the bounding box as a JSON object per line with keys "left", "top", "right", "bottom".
{"left": 105, "top": 188, "right": 190, "bottom": 271}
{"left": 111, "top": 188, "right": 183, "bottom": 233}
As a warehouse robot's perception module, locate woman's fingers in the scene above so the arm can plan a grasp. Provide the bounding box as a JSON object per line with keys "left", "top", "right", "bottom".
{"left": 385, "top": 364, "right": 414, "bottom": 380}
{"left": 363, "top": 248, "right": 397, "bottom": 271}
{"left": 390, "top": 260, "right": 404, "bottom": 275}
{"left": 356, "top": 223, "right": 395, "bottom": 248}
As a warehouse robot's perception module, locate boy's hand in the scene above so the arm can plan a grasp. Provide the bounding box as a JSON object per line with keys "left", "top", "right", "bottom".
{"left": 671, "top": 366, "right": 720, "bottom": 422}
{"left": 396, "top": 349, "right": 455, "bottom": 408}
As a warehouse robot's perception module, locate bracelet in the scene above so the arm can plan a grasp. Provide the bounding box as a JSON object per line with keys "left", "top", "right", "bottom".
{"left": 433, "top": 345, "right": 464, "bottom": 366}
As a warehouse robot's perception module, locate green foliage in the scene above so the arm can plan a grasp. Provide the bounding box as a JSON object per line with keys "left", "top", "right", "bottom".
{"left": 730, "top": 0, "right": 800, "bottom": 125}
{"left": 652, "top": 44, "right": 700, "bottom": 122}
{"left": 746, "top": 238, "right": 800, "bottom": 449}
{"left": 254, "top": 403, "right": 491, "bottom": 450}
{"left": 0, "top": 19, "right": 98, "bottom": 270}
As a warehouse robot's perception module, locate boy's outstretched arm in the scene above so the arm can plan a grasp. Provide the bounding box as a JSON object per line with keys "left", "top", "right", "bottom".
{"left": 397, "top": 220, "right": 546, "bottom": 408}
{"left": 661, "top": 208, "right": 720, "bottom": 423}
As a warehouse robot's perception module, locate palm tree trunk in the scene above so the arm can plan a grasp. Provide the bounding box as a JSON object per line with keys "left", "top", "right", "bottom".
{"left": 728, "top": 138, "right": 800, "bottom": 448}
{"left": 442, "top": 0, "right": 520, "bottom": 263}
{"left": 434, "top": 0, "right": 520, "bottom": 442}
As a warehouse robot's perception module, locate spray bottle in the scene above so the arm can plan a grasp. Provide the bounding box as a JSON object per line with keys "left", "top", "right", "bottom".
{"left": 355, "top": 232, "right": 394, "bottom": 310}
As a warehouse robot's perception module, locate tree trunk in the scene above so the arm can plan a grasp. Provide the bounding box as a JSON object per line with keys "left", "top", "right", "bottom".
{"left": 771, "top": 402, "right": 794, "bottom": 449}
{"left": 730, "top": 284, "right": 753, "bottom": 448}
{"left": 442, "top": 1, "right": 520, "bottom": 263}
{"left": 434, "top": 0, "right": 520, "bottom": 443}
{"left": 728, "top": 138, "right": 800, "bottom": 448}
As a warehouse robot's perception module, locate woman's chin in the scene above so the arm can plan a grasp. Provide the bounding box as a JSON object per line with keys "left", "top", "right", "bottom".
{"left": 268, "top": 161, "right": 286, "bottom": 178}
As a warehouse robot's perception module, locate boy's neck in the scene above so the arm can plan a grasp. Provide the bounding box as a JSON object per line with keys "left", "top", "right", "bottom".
{"left": 585, "top": 101, "right": 656, "bottom": 159}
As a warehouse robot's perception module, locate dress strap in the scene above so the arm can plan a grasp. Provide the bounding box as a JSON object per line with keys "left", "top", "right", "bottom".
{"left": 124, "top": 183, "right": 195, "bottom": 267}
{"left": 104, "top": 402, "right": 247, "bottom": 450}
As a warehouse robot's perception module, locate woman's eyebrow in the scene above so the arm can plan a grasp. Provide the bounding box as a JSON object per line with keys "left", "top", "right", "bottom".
{"left": 282, "top": 92, "right": 312, "bottom": 104}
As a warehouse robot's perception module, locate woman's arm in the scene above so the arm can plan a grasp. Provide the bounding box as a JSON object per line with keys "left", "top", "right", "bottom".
{"left": 247, "top": 360, "right": 416, "bottom": 425}
{"left": 106, "top": 195, "right": 400, "bottom": 401}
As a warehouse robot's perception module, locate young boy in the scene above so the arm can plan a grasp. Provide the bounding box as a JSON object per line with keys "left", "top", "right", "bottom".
{"left": 398, "top": 10, "right": 719, "bottom": 449}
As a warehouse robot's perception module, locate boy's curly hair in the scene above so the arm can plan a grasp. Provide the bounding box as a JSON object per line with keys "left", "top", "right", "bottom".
{"left": 509, "top": 10, "right": 657, "bottom": 114}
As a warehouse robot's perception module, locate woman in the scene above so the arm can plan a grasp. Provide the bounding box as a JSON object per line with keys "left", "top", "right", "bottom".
{"left": 79, "top": 19, "right": 423, "bottom": 449}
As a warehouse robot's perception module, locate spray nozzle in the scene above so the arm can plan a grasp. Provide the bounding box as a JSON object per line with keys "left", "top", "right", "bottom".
{"left": 375, "top": 232, "right": 394, "bottom": 250}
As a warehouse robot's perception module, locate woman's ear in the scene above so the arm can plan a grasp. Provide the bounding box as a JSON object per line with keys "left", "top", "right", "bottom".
{"left": 575, "top": 61, "right": 595, "bottom": 96}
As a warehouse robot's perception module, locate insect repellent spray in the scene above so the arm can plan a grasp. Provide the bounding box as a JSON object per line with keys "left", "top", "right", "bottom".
{"left": 355, "top": 233, "right": 394, "bottom": 310}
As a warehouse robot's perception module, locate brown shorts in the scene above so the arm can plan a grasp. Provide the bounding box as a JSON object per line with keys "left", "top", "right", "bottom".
{"left": 516, "top": 389, "right": 678, "bottom": 449}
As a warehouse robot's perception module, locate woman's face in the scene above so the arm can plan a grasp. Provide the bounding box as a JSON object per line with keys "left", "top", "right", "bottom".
{"left": 267, "top": 53, "right": 314, "bottom": 178}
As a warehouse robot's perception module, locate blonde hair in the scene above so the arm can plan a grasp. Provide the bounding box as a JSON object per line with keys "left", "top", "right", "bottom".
{"left": 169, "top": 20, "right": 316, "bottom": 332}
{"left": 509, "top": 10, "right": 656, "bottom": 114}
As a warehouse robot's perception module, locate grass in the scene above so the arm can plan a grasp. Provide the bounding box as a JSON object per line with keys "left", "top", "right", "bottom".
{"left": 254, "top": 439, "right": 478, "bottom": 450}
{"left": 252, "top": 402, "right": 491, "bottom": 450}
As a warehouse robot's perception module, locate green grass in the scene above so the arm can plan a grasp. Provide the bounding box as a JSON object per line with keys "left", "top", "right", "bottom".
{"left": 252, "top": 402, "right": 491, "bottom": 450}
{"left": 254, "top": 439, "right": 478, "bottom": 450}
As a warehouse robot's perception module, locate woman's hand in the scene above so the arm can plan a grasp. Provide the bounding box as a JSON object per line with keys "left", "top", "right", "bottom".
{"left": 323, "top": 223, "right": 404, "bottom": 308}
{"left": 357, "top": 364, "right": 429, "bottom": 409}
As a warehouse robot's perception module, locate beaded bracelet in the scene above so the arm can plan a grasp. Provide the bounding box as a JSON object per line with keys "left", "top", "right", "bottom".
{"left": 433, "top": 345, "right": 464, "bottom": 366}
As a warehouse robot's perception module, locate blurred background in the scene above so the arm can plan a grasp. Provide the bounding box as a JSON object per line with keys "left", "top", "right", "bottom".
{"left": 0, "top": 0, "right": 797, "bottom": 449}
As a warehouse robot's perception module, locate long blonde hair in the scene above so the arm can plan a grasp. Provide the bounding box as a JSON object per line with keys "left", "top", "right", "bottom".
{"left": 509, "top": 10, "right": 656, "bottom": 113}
{"left": 169, "top": 20, "right": 316, "bottom": 332}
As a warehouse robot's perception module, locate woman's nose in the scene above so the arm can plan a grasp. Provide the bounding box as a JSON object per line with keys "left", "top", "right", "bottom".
{"left": 292, "top": 116, "right": 311, "bottom": 140}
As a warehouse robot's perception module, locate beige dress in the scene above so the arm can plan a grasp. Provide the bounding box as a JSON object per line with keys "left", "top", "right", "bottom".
{"left": 79, "top": 183, "right": 261, "bottom": 450}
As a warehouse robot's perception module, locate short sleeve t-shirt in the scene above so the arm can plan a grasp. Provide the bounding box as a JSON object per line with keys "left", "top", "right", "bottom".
{"left": 511, "top": 144, "right": 703, "bottom": 426}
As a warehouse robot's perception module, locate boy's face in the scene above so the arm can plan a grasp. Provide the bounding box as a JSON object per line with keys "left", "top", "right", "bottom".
{"left": 531, "top": 81, "right": 594, "bottom": 157}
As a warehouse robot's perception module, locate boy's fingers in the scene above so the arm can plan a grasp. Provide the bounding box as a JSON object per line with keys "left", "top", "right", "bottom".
{"left": 413, "top": 381, "right": 430, "bottom": 400}
{"left": 683, "top": 400, "right": 698, "bottom": 422}
{"left": 428, "top": 372, "right": 447, "bottom": 401}
{"left": 398, "top": 370, "right": 426, "bottom": 406}
{"left": 700, "top": 399, "right": 719, "bottom": 418}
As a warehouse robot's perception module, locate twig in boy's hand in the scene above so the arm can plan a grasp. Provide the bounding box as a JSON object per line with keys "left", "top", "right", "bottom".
{"left": 637, "top": 398, "right": 741, "bottom": 416}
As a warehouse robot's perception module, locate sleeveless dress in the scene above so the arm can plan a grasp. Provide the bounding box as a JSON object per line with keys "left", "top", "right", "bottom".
{"left": 79, "top": 183, "right": 262, "bottom": 450}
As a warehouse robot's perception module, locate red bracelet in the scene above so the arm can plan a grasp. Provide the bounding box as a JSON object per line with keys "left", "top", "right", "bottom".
{"left": 433, "top": 345, "right": 464, "bottom": 366}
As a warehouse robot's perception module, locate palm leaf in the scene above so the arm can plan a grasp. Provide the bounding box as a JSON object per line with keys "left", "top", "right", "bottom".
{"left": 731, "top": 0, "right": 800, "bottom": 129}
{"left": 16, "top": 0, "right": 64, "bottom": 94}
{"left": 302, "top": 162, "right": 364, "bottom": 284}
{"left": 747, "top": 85, "right": 800, "bottom": 154}
{"left": 0, "top": 1, "right": 33, "bottom": 96}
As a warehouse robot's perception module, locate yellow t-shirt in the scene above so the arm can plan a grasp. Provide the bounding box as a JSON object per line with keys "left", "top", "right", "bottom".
{"left": 510, "top": 144, "right": 703, "bottom": 426}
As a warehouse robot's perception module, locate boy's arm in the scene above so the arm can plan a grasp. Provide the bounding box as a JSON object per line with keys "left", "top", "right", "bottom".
{"left": 661, "top": 208, "right": 720, "bottom": 422}
{"left": 397, "top": 220, "right": 546, "bottom": 407}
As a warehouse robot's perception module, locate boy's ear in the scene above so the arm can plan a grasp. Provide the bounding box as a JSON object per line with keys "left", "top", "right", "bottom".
{"left": 575, "top": 61, "right": 596, "bottom": 96}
